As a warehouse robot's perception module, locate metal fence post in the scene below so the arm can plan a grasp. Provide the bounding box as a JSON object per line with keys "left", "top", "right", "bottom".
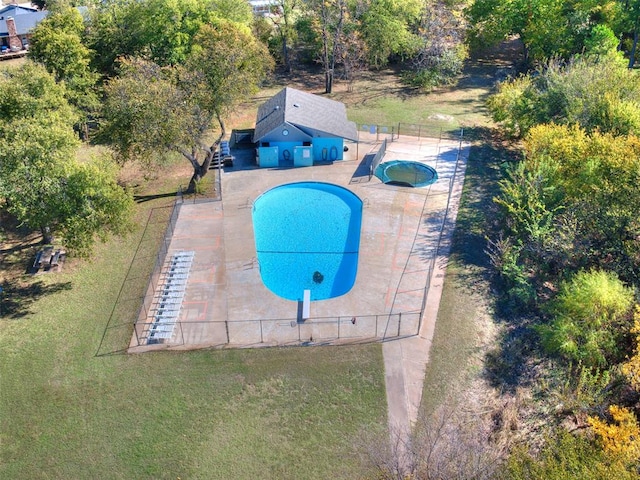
{"left": 134, "top": 321, "right": 141, "bottom": 346}
{"left": 260, "top": 319, "right": 263, "bottom": 343}
{"left": 397, "top": 312, "right": 401, "bottom": 337}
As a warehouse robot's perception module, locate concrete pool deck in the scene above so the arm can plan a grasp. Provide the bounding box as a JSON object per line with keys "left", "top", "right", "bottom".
{"left": 129, "top": 132, "right": 469, "bottom": 438}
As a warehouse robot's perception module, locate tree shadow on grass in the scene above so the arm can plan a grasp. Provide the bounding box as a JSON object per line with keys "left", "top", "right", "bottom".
{"left": 483, "top": 315, "right": 544, "bottom": 393}
{"left": 133, "top": 192, "right": 180, "bottom": 203}
{"left": 442, "top": 125, "right": 543, "bottom": 393}
{"left": 0, "top": 280, "right": 72, "bottom": 319}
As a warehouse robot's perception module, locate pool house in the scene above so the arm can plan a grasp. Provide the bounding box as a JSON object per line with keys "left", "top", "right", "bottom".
{"left": 253, "top": 87, "right": 358, "bottom": 168}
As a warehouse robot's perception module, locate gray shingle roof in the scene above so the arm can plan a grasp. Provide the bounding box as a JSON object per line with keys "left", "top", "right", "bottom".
{"left": 0, "top": 7, "right": 86, "bottom": 40}
{"left": 0, "top": 10, "right": 47, "bottom": 37}
{"left": 0, "top": 5, "right": 38, "bottom": 17}
{"left": 253, "top": 87, "right": 358, "bottom": 142}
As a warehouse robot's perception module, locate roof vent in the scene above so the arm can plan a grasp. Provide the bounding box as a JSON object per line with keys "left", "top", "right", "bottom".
{"left": 274, "top": 105, "right": 280, "bottom": 110}
{"left": 293, "top": 103, "right": 300, "bottom": 108}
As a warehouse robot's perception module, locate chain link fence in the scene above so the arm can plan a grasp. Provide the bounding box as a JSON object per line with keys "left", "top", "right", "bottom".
{"left": 98, "top": 126, "right": 466, "bottom": 354}
{"left": 357, "top": 122, "right": 463, "bottom": 143}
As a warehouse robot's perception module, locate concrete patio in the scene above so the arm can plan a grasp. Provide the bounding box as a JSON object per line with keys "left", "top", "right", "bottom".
{"left": 129, "top": 132, "right": 467, "bottom": 352}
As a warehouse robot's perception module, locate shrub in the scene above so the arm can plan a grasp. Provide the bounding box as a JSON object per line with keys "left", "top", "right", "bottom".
{"left": 497, "top": 429, "right": 638, "bottom": 480}
{"left": 588, "top": 405, "right": 640, "bottom": 462}
{"left": 538, "top": 270, "right": 634, "bottom": 369}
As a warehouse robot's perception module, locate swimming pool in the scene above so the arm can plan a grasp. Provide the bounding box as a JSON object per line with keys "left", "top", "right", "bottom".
{"left": 375, "top": 160, "right": 438, "bottom": 187}
{"left": 252, "top": 182, "right": 362, "bottom": 301}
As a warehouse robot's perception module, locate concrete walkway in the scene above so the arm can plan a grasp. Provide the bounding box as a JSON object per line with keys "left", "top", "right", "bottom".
{"left": 382, "top": 142, "right": 468, "bottom": 459}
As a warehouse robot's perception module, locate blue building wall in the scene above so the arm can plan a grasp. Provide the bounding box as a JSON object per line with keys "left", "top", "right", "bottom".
{"left": 293, "top": 146, "right": 313, "bottom": 166}
{"left": 257, "top": 146, "right": 279, "bottom": 167}
{"left": 256, "top": 133, "right": 346, "bottom": 167}
{"left": 312, "top": 137, "right": 344, "bottom": 161}
{"left": 272, "top": 141, "right": 300, "bottom": 163}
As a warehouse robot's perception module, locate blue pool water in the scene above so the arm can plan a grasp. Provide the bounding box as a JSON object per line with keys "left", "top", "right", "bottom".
{"left": 252, "top": 182, "right": 363, "bottom": 301}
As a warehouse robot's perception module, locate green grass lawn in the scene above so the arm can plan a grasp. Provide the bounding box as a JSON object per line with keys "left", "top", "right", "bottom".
{"left": 1, "top": 53, "right": 499, "bottom": 478}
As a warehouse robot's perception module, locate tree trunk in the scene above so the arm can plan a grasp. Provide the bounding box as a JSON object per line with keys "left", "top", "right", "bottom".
{"left": 281, "top": 31, "right": 291, "bottom": 73}
{"left": 187, "top": 164, "right": 206, "bottom": 193}
{"left": 41, "top": 225, "right": 53, "bottom": 245}
{"left": 185, "top": 116, "right": 226, "bottom": 193}
{"left": 325, "top": 69, "right": 333, "bottom": 93}
{"left": 629, "top": 20, "right": 639, "bottom": 69}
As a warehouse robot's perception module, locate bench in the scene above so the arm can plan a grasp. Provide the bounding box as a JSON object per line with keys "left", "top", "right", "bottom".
{"left": 50, "top": 250, "right": 62, "bottom": 267}
{"left": 151, "top": 322, "right": 174, "bottom": 332}
{"left": 165, "top": 274, "right": 189, "bottom": 282}
{"left": 33, "top": 247, "right": 53, "bottom": 269}
{"left": 148, "top": 329, "right": 174, "bottom": 341}
{"left": 146, "top": 250, "right": 195, "bottom": 344}
{"left": 33, "top": 250, "right": 43, "bottom": 269}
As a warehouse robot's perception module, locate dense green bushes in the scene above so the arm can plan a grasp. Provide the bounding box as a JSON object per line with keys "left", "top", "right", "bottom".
{"left": 487, "top": 44, "right": 640, "bottom": 478}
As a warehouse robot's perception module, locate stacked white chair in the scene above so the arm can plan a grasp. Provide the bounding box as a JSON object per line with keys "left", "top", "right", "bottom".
{"left": 147, "top": 251, "right": 195, "bottom": 344}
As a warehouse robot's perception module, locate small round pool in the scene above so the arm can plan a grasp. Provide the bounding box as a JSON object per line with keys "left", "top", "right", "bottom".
{"left": 375, "top": 160, "right": 438, "bottom": 187}
{"left": 252, "top": 182, "right": 362, "bottom": 301}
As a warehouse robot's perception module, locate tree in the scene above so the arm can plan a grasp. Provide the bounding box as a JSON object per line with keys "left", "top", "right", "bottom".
{"left": 488, "top": 55, "right": 640, "bottom": 138}
{"left": 99, "top": 59, "right": 193, "bottom": 165}
{"left": 494, "top": 159, "right": 562, "bottom": 251}
{"left": 467, "top": 0, "right": 618, "bottom": 64}
{"left": 0, "top": 63, "right": 132, "bottom": 252}
{"left": 0, "top": 62, "right": 75, "bottom": 123}
{"left": 525, "top": 124, "right": 640, "bottom": 282}
{"left": 359, "top": 0, "right": 422, "bottom": 69}
{"left": 86, "top": 0, "right": 244, "bottom": 74}
{"left": 490, "top": 157, "right": 565, "bottom": 303}
{"left": 28, "top": 5, "right": 99, "bottom": 116}
{"left": 302, "top": 0, "right": 348, "bottom": 93}
{"left": 405, "top": 0, "right": 467, "bottom": 89}
{"left": 180, "top": 20, "right": 273, "bottom": 185}
{"left": 267, "top": 0, "right": 300, "bottom": 72}
{"left": 336, "top": 21, "right": 367, "bottom": 91}
{"left": 622, "top": 307, "right": 640, "bottom": 390}
{"left": 616, "top": 0, "right": 640, "bottom": 68}
{"left": 584, "top": 24, "right": 620, "bottom": 58}
{"left": 100, "top": 20, "right": 273, "bottom": 190}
